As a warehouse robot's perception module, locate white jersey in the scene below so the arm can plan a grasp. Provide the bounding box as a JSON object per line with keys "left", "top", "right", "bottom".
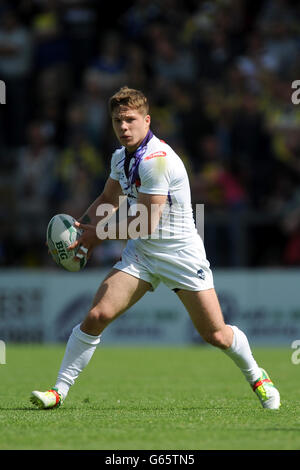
{"left": 110, "top": 133, "right": 203, "bottom": 254}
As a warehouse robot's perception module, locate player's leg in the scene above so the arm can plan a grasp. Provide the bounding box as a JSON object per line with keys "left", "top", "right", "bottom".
{"left": 80, "top": 268, "right": 152, "bottom": 335}
{"left": 176, "top": 287, "right": 280, "bottom": 409}
{"left": 31, "top": 269, "right": 151, "bottom": 409}
{"left": 177, "top": 287, "right": 234, "bottom": 348}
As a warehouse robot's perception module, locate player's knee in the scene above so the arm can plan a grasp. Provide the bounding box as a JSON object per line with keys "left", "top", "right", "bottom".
{"left": 88, "top": 306, "right": 114, "bottom": 327}
{"left": 203, "top": 329, "right": 229, "bottom": 350}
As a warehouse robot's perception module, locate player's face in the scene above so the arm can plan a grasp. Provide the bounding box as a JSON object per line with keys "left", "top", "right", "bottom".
{"left": 112, "top": 106, "right": 151, "bottom": 152}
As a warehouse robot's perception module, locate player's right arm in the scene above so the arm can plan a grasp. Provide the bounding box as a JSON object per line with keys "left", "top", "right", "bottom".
{"left": 68, "top": 176, "right": 124, "bottom": 258}
{"left": 78, "top": 176, "right": 124, "bottom": 226}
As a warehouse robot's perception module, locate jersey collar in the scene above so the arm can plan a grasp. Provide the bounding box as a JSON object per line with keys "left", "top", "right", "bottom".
{"left": 124, "top": 129, "right": 153, "bottom": 188}
{"left": 125, "top": 129, "right": 153, "bottom": 159}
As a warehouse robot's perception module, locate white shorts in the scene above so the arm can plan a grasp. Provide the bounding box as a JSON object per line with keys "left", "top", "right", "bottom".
{"left": 113, "top": 239, "right": 214, "bottom": 292}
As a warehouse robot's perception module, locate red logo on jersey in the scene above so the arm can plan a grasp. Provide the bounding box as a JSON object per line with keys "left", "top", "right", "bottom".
{"left": 144, "top": 151, "right": 167, "bottom": 161}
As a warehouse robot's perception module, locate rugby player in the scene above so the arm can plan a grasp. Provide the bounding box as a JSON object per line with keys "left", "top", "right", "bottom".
{"left": 30, "top": 87, "right": 280, "bottom": 410}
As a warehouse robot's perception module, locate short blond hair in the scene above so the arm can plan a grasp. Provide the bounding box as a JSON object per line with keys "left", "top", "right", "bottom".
{"left": 109, "top": 86, "right": 149, "bottom": 116}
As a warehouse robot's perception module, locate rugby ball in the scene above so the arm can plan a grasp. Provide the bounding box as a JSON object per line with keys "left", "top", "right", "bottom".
{"left": 46, "top": 214, "right": 87, "bottom": 272}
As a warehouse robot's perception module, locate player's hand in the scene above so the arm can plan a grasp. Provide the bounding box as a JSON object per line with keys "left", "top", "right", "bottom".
{"left": 67, "top": 221, "right": 101, "bottom": 261}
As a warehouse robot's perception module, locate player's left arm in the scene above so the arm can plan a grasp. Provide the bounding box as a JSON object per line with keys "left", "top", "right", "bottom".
{"left": 74, "top": 149, "right": 170, "bottom": 242}
{"left": 74, "top": 193, "right": 167, "bottom": 240}
{"left": 136, "top": 192, "right": 167, "bottom": 236}
{"left": 134, "top": 150, "right": 170, "bottom": 236}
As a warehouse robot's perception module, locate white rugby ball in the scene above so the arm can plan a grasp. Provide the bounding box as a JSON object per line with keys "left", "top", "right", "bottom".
{"left": 46, "top": 214, "right": 87, "bottom": 272}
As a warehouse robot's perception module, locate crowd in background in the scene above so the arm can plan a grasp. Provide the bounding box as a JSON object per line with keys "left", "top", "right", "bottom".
{"left": 0, "top": 0, "right": 300, "bottom": 269}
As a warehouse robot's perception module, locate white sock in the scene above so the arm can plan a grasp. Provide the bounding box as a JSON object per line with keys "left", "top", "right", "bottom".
{"left": 54, "top": 324, "right": 101, "bottom": 400}
{"left": 223, "top": 325, "right": 261, "bottom": 385}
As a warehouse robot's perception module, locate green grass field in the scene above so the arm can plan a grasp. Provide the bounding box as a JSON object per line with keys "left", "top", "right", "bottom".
{"left": 0, "top": 344, "right": 299, "bottom": 450}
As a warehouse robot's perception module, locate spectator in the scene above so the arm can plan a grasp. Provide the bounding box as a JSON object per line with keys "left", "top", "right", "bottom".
{"left": 87, "top": 30, "right": 127, "bottom": 96}
{"left": 79, "top": 69, "right": 109, "bottom": 149}
{"left": 0, "top": 9, "right": 33, "bottom": 146}
{"left": 31, "top": 2, "right": 71, "bottom": 106}
{"left": 60, "top": 0, "right": 98, "bottom": 85}
{"left": 191, "top": 134, "right": 248, "bottom": 266}
{"left": 280, "top": 188, "right": 300, "bottom": 265}
{"left": 14, "top": 121, "right": 56, "bottom": 249}
{"left": 235, "top": 31, "right": 278, "bottom": 93}
{"left": 120, "top": 0, "right": 161, "bottom": 40}
{"left": 53, "top": 109, "right": 106, "bottom": 218}
{"left": 230, "top": 91, "right": 273, "bottom": 208}
{"left": 124, "top": 42, "right": 150, "bottom": 91}
{"left": 151, "top": 30, "right": 197, "bottom": 85}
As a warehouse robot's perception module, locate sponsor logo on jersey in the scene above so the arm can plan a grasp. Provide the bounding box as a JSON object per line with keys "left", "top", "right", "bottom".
{"left": 144, "top": 151, "right": 167, "bottom": 161}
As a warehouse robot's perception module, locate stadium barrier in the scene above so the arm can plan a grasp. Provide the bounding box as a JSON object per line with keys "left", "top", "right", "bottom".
{"left": 0, "top": 269, "right": 299, "bottom": 346}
